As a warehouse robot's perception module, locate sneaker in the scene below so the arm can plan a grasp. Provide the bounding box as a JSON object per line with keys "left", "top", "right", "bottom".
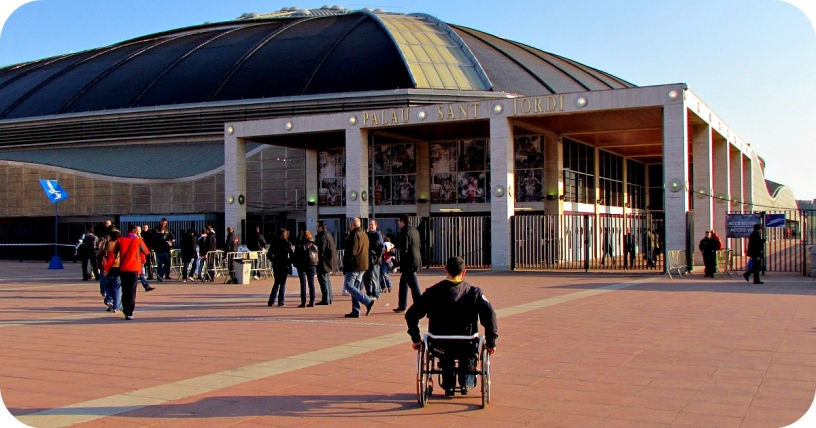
{"left": 307, "top": 303, "right": 314, "bottom": 307}
{"left": 125, "top": 315, "right": 134, "bottom": 320}
{"left": 278, "top": 303, "right": 285, "bottom": 307}
{"left": 316, "top": 301, "right": 329, "bottom": 306}
{"left": 444, "top": 388, "right": 455, "bottom": 398}
{"left": 145, "top": 286, "right": 156, "bottom": 292}
{"left": 156, "top": 277, "right": 163, "bottom": 282}
{"left": 365, "top": 301, "right": 375, "bottom": 316}
{"left": 106, "top": 307, "right": 112, "bottom": 312}
{"left": 297, "top": 303, "right": 306, "bottom": 308}
{"left": 344, "top": 313, "right": 360, "bottom": 318}
{"left": 182, "top": 279, "right": 187, "bottom": 283}
{"left": 393, "top": 308, "right": 406, "bottom": 313}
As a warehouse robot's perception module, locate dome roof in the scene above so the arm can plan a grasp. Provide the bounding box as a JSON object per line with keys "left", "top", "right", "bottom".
{"left": 0, "top": 9, "right": 634, "bottom": 120}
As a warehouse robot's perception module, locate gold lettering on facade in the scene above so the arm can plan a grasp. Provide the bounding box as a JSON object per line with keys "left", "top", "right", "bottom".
{"left": 513, "top": 99, "right": 518, "bottom": 115}
{"left": 363, "top": 112, "right": 370, "bottom": 126}
{"left": 391, "top": 110, "right": 399, "bottom": 124}
{"left": 381, "top": 110, "right": 386, "bottom": 124}
{"left": 546, "top": 96, "right": 557, "bottom": 112}
{"left": 472, "top": 103, "right": 480, "bottom": 118}
{"left": 401, "top": 108, "right": 410, "bottom": 123}
{"left": 438, "top": 106, "right": 445, "bottom": 120}
{"left": 535, "top": 97, "right": 543, "bottom": 113}
{"left": 371, "top": 111, "right": 379, "bottom": 125}
{"left": 560, "top": 95, "right": 565, "bottom": 111}
{"left": 458, "top": 105, "right": 469, "bottom": 119}
{"left": 521, "top": 98, "right": 532, "bottom": 114}
{"left": 448, "top": 106, "right": 456, "bottom": 119}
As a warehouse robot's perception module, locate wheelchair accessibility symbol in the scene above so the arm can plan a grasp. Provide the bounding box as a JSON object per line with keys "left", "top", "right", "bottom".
{"left": 39, "top": 180, "right": 69, "bottom": 203}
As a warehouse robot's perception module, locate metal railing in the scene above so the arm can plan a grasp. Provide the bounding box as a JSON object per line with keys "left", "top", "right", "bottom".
{"left": 666, "top": 250, "right": 688, "bottom": 279}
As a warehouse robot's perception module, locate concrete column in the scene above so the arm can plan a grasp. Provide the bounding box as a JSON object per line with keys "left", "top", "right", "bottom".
{"left": 543, "top": 134, "right": 563, "bottom": 215}
{"left": 489, "top": 117, "right": 514, "bottom": 271}
{"left": 224, "top": 134, "right": 247, "bottom": 241}
{"left": 622, "top": 156, "right": 629, "bottom": 217}
{"left": 712, "top": 135, "right": 730, "bottom": 246}
{"left": 662, "top": 102, "right": 690, "bottom": 254}
{"left": 729, "top": 146, "right": 744, "bottom": 255}
{"left": 416, "top": 141, "right": 431, "bottom": 218}
{"left": 743, "top": 154, "right": 754, "bottom": 210}
{"left": 692, "top": 123, "right": 713, "bottom": 264}
{"left": 345, "top": 127, "right": 370, "bottom": 219}
{"left": 305, "top": 148, "right": 318, "bottom": 232}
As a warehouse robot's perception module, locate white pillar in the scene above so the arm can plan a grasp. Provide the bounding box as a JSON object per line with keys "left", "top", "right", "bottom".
{"left": 730, "top": 145, "right": 744, "bottom": 255}
{"left": 743, "top": 154, "right": 754, "bottom": 211}
{"left": 416, "top": 141, "right": 431, "bottom": 218}
{"left": 305, "top": 148, "right": 318, "bottom": 232}
{"left": 490, "top": 117, "right": 514, "bottom": 271}
{"left": 712, "top": 136, "right": 730, "bottom": 246}
{"left": 692, "top": 123, "right": 713, "bottom": 264}
{"left": 224, "top": 133, "right": 247, "bottom": 241}
{"left": 345, "top": 127, "right": 369, "bottom": 219}
{"left": 662, "top": 102, "right": 689, "bottom": 254}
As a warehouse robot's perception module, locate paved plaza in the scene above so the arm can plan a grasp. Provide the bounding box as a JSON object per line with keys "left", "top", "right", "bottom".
{"left": 1, "top": 261, "right": 815, "bottom": 427}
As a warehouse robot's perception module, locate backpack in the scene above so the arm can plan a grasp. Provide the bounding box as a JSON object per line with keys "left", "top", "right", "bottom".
{"left": 308, "top": 243, "right": 319, "bottom": 266}
{"left": 81, "top": 234, "right": 98, "bottom": 253}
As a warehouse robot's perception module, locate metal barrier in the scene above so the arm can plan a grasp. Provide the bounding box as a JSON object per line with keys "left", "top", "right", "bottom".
{"left": 249, "top": 250, "right": 272, "bottom": 280}
{"left": 203, "top": 250, "right": 227, "bottom": 282}
{"left": 414, "top": 216, "right": 491, "bottom": 268}
{"left": 666, "top": 250, "right": 688, "bottom": 279}
{"left": 169, "top": 249, "right": 183, "bottom": 279}
{"left": 715, "top": 249, "right": 734, "bottom": 278}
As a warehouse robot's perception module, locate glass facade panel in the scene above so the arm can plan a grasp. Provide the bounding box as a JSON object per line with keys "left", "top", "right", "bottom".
{"left": 430, "top": 139, "right": 490, "bottom": 204}
{"left": 562, "top": 138, "right": 595, "bottom": 204}
{"left": 319, "top": 148, "right": 346, "bottom": 207}
{"left": 373, "top": 143, "right": 417, "bottom": 205}
{"left": 514, "top": 135, "right": 545, "bottom": 202}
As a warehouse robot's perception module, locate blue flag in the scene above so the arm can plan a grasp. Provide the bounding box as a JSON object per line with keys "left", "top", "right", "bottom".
{"left": 39, "top": 179, "right": 69, "bottom": 203}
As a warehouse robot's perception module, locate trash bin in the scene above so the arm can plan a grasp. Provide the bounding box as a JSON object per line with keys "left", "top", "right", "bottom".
{"left": 233, "top": 258, "right": 252, "bottom": 284}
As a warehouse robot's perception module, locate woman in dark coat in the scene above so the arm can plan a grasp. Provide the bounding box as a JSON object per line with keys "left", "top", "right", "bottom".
{"left": 268, "top": 228, "right": 293, "bottom": 306}
{"left": 293, "top": 230, "right": 317, "bottom": 307}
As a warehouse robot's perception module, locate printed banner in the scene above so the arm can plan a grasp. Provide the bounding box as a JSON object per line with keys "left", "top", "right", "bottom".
{"left": 725, "top": 213, "right": 761, "bottom": 238}
{"left": 764, "top": 213, "right": 786, "bottom": 228}
{"left": 38, "top": 179, "right": 68, "bottom": 203}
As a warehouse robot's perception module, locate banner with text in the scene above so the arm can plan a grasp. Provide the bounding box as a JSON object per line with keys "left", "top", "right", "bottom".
{"left": 726, "top": 213, "right": 762, "bottom": 238}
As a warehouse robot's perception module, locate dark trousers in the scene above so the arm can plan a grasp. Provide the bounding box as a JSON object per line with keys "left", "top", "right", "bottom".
{"left": 624, "top": 250, "right": 635, "bottom": 268}
{"left": 298, "top": 266, "right": 316, "bottom": 305}
{"left": 120, "top": 271, "right": 139, "bottom": 316}
{"left": 703, "top": 251, "right": 717, "bottom": 277}
{"left": 745, "top": 256, "right": 762, "bottom": 283}
{"left": 269, "top": 267, "right": 289, "bottom": 305}
{"left": 317, "top": 271, "right": 332, "bottom": 303}
{"left": 145, "top": 257, "right": 154, "bottom": 279}
{"left": 81, "top": 252, "right": 99, "bottom": 280}
{"left": 397, "top": 271, "right": 421, "bottom": 310}
{"left": 182, "top": 255, "right": 195, "bottom": 279}
{"left": 433, "top": 341, "right": 478, "bottom": 391}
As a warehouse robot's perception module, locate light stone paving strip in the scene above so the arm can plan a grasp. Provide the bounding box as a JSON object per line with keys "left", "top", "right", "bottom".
{"left": 15, "top": 278, "right": 654, "bottom": 428}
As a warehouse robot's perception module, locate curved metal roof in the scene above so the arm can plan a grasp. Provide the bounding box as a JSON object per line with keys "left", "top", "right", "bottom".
{"left": 0, "top": 9, "right": 634, "bottom": 121}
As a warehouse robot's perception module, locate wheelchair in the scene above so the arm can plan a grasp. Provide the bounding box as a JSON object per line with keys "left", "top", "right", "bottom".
{"left": 416, "top": 333, "right": 491, "bottom": 408}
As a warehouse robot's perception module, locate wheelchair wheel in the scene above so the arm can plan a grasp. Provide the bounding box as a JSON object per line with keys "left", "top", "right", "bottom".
{"left": 480, "top": 347, "right": 491, "bottom": 408}
{"left": 416, "top": 344, "right": 429, "bottom": 407}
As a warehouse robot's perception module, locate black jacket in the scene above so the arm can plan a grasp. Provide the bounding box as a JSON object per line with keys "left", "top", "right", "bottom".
{"left": 270, "top": 238, "right": 293, "bottom": 270}
{"left": 250, "top": 232, "right": 267, "bottom": 252}
{"left": 699, "top": 237, "right": 719, "bottom": 254}
{"left": 180, "top": 231, "right": 196, "bottom": 258}
{"left": 152, "top": 229, "right": 175, "bottom": 254}
{"left": 405, "top": 279, "right": 498, "bottom": 348}
{"left": 399, "top": 224, "right": 422, "bottom": 272}
{"left": 206, "top": 231, "right": 217, "bottom": 252}
{"left": 367, "top": 230, "right": 384, "bottom": 265}
{"left": 747, "top": 230, "right": 764, "bottom": 258}
{"left": 197, "top": 234, "right": 210, "bottom": 255}
{"left": 343, "top": 228, "right": 369, "bottom": 273}
{"left": 293, "top": 238, "right": 316, "bottom": 270}
{"left": 225, "top": 231, "right": 238, "bottom": 253}
{"left": 315, "top": 230, "right": 337, "bottom": 274}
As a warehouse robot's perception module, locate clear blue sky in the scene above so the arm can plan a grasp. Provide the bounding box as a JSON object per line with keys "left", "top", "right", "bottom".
{"left": 1, "top": 0, "right": 814, "bottom": 201}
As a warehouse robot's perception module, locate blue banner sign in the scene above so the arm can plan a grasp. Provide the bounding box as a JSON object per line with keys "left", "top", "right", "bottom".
{"left": 765, "top": 213, "right": 786, "bottom": 228}
{"left": 725, "top": 213, "right": 762, "bottom": 238}
{"left": 39, "top": 179, "right": 69, "bottom": 203}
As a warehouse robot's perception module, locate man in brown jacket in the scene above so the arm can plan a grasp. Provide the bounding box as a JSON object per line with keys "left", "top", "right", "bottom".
{"left": 342, "top": 217, "right": 375, "bottom": 318}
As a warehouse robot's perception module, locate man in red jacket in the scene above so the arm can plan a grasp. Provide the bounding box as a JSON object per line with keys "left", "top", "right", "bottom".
{"left": 104, "top": 225, "right": 150, "bottom": 320}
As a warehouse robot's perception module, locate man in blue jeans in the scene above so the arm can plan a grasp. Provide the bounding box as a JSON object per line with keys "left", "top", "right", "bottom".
{"left": 364, "top": 219, "right": 384, "bottom": 299}
{"left": 342, "top": 218, "right": 375, "bottom": 318}
{"left": 393, "top": 214, "right": 422, "bottom": 313}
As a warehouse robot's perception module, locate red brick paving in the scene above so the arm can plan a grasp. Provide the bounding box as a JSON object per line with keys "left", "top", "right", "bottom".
{"left": 1, "top": 261, "right": 815, "bottom": 427}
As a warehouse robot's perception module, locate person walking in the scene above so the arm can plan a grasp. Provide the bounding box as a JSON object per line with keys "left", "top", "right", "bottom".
{"left": 743, "top": 224, "right": 765, "bottom": 284}
{"left": 342, "top": 218, "right": 375, "bottom": 318}
{"left": 152, "top": 219, "right": 175, "bottom": 282}
{"left": 249, "top": 226, "right": 267, "bottom": 279}
{"left": 623, "top": 228, "right": 635, "bottom": 268}
{"left": 104, "top": 225, "right": 150, "bottom": 320}
{"left": 225, "top": 226, "right": 239, "bottom": 282}
{"left": 134, "top": 227, "right": 155, "bottom": 292}
{"left": 294, "top": 230, "right": 318, "bottom": 307}
{"left": 315, "top": 221, "right": 337, "bottom": 305}
{"left": 381, "top": 238, "right": 394, "bottom": 293}
{"left": 196, "top": 228, "right": 209, "bottom": 280}
{"left": 180, "top": 228, "right": 197, "bottom": 282}
{"left": 268, "top": 228, "right": 293, "bottom": 306}
{"left": 100, "top": 229, "right": 122, "bottom": 313}
{"left": 79, "top": 226, "right": 100, "bottom": 281}
{"left": 393, "top": 214, "right": 422, "bottom": 313}
{"left": 699, "top": 230, "right": 719, "bottom": 278}
{"left": 365, "top": 219, "right": 384, "bottom": 299}
{"left": 141, "top": 224, "right": 155, "bottom": 280}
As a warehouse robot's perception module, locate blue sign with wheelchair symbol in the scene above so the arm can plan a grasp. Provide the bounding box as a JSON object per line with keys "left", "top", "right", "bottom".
{"left": 765, "top": 213, "right": 785, "bottom": 228}
{"left": 39, "top": 179, "right": 69, "bottom": 203}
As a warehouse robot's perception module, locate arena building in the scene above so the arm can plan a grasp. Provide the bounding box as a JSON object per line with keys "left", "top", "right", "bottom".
{"left": 0, "top": 6, "right": 800, "bottom": 270}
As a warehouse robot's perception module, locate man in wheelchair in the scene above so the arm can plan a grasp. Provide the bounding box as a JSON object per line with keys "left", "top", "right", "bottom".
{"left": 405, "top": 257, "right": 498, "bottom": 397}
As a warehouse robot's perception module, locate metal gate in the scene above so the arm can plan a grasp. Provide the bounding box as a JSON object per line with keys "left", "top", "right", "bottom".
{"left": 414, "top": 216, "right": 491, "bottom": 268}
{"left": 512, "top": 213, "right": 665, "bottom": 271}
{"left": 726, "top": 209, "right": 816, "bottom": 274}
